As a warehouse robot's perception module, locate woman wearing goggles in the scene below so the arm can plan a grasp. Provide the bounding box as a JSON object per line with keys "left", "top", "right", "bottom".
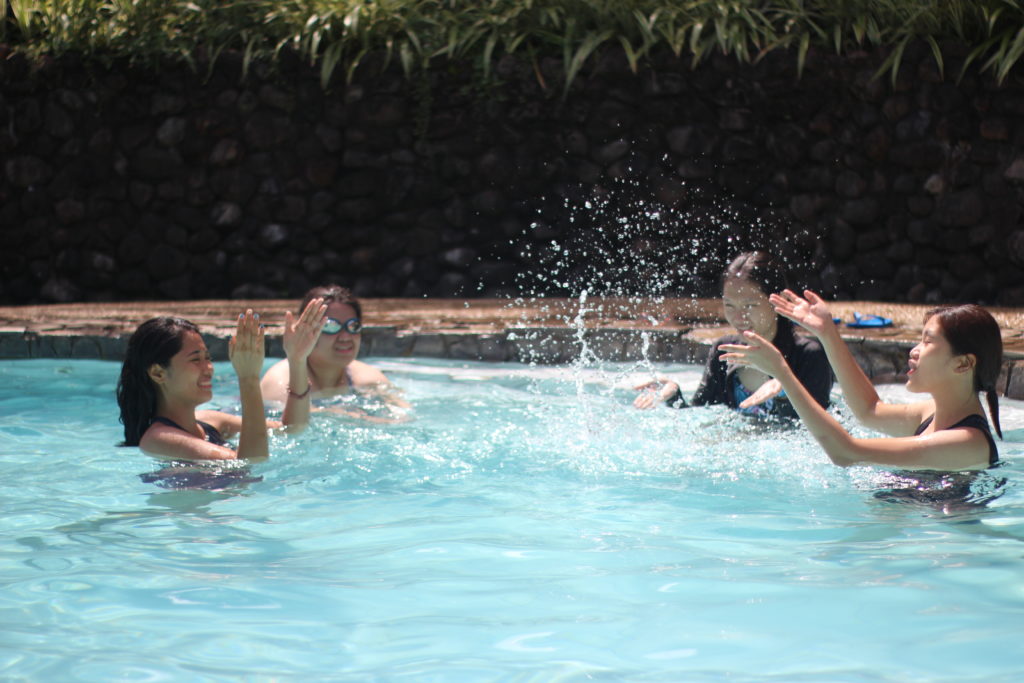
{"left": 260, "top": 284, "right": 401, "bottom": 425}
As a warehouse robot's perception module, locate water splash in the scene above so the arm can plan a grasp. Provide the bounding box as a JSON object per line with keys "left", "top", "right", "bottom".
{"left": 514, "top": 175, "right": 817, "bottom": 301}
{"left": 440, "top": 161, "right": 846, "bottom": 485}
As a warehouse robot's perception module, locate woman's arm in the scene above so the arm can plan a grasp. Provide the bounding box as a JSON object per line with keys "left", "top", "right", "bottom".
{"left": 770, "top": 290, "right": 929, "bottom": 436}
{"left": 230, "top": 310, "right": 270, "bottom": 460}
{"left": 633, "top": 378, "right": 683, "bottom": 409}
{"left": 278, "top": 298, "right": 327, "bottom": 432}
{"left": 201, "top": 410, "right": 282, "bottom": 436}
{"left": 720, "top": 332, "right": 990, "bottom": 471}
{"left": 349, "top": 361, "right": 411, "bottom": 409}
{"left": 317, "top": 404, "right": 413, "bottom": 424}
{"left": 737, "top": 378, "right": 782, "bottom": 410}
{"left": 139, "top": 422, "right": 239, "bottom": 460}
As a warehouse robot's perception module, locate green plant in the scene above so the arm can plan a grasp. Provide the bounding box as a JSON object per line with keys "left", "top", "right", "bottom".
{"left": 3, "top": 1, "right": 1024, "bottom": 89}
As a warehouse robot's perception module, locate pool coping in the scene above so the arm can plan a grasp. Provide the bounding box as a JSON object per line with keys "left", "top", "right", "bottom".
{"left": 4, "top": 297, "right": 1024, "bottom": 398}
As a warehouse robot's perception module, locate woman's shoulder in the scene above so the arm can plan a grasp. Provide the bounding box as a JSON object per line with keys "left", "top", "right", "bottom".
{"left": 260, "top": 358, "right": 291, "bottom": 400}
{"left": 262, "top": 357, "right": 291, "bottom": 378}
{"left": 139, "top": 416, "right": 237, "bottom": 460}
{"left": 196, "top": 409, "right": 239, "bottom": 430}
{"left": 349, "top": 360, "right": 388, "bottom": 385}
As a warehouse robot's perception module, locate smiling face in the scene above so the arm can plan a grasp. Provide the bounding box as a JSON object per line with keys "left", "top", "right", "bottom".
{"left": 906, "top": 315, "right": 962, "bottom": 393}
{"left": 310, "top": 301, "right": 361, "bottom": 366}
{"left": 150, "top": 330, "right": 214, "bottom": 407}
{"left": 722, "top": 277, "right": 777, "bottom": 340}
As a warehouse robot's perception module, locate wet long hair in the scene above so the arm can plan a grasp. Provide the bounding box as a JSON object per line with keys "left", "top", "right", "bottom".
{"left": 117, "top": 317, "right": 200, "bottom": 446}
{"left": 927, "top": 304, "right": 1004, "bottom": 439}
{"left": 300, "top": 284, "right": 362, "bottom": 320}
{"left": 722, "top": 251, "right": 795, "bottom": 348}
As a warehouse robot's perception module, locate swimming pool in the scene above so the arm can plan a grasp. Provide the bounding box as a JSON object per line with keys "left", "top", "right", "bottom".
{"left": 2, "top": 357, "right": 1022, "bottom": 681}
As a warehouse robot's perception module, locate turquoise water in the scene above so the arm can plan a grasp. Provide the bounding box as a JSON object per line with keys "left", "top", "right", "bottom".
{"left": 1, "top": 357, "right": 1023, "bottom": 681}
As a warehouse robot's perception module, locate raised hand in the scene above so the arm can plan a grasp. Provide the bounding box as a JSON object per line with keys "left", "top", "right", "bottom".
{"left": 283, "top": 297, "right": 327, "bottom": 364}
{"left": 768, "top": 289, "right": 836, "bottom": 337}
{"left": 229, "top": 309, "right": 265, "bottom": 380}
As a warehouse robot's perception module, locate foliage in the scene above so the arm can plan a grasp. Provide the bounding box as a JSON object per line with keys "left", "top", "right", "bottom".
{"left": 3, "top": 0, "right": 1024, "bottom": 90}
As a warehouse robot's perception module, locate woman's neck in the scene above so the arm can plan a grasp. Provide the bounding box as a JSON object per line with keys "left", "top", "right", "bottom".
{"left": 930, "top": 383, "right": 984, "bottom": 429}
{"left": 307, "top": 356, "right": 351, "bottom": 390}
{"left": 155, "top": 398, "right": 200, "bottom": 432}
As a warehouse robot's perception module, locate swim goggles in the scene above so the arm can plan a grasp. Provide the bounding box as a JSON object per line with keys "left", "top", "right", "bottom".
{"left": 322, "top": 316, "right": 362, "bottom": 335}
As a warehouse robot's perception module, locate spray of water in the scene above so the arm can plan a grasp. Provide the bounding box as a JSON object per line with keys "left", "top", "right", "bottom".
{"left": 494, "top": 170, "right": 825, "bottom": 468}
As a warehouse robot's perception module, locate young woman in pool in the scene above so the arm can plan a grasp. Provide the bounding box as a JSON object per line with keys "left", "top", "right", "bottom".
{"left": 634, "top": 251, "right": 833, "bottom": 419}
{"left": 720, "top": 291, "right": 1002, "bottom": 471}
{"left": 117, "top": 309, "right": 310, "bottom": 461}
{"left": 261, "top": 285, "right": 406, "bottom": 423}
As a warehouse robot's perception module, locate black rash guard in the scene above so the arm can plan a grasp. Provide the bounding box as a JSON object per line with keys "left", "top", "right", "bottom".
{"left": 671, "top": 321, "right": 833, "bottom": 420}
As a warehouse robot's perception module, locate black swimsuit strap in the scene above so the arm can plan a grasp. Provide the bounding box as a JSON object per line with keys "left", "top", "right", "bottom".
{"left": 151, "top": 416, "right": 187, "bottom": 431}
{"left": 914, "top": 414, "right": 998, "bottom": 467}
{"left": 151, "top": 416, "right": 229, "bottom": 448}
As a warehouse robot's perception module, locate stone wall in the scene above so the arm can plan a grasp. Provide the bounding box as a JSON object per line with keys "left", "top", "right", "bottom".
{"left": 3, "top": 43, "right": 1024, "bottom": 305}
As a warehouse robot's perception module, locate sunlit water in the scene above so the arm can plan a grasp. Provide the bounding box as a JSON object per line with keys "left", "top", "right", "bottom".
{"left": 2, "top": 357, "right": 1023, "bottom": 681}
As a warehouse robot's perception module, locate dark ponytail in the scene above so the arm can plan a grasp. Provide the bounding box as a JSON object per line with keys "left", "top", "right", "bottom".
{"left": 116, "top": 317, "right": 200, "bottom": 446}
{"left": 986, "top": 389, "right": 1002, "bottom": 440}
{"left": 927, "top": 304, "right": 1003, "bottom": 439}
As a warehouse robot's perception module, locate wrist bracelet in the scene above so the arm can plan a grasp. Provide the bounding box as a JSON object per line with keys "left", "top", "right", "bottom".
{"left": 288, "top": 381, "right": 312, "bottom": 399}
{"left": 666, "top": 386, "right": 687, "bottom": 408}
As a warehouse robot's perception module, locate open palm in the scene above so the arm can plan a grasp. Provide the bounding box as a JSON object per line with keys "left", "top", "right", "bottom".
{"left": 768, "top": 289, "right": 835, "bottom": 337}
{"left": 229, "top": 309, "right": 265, "bottom": 380}
{"left": 283, "top": 297, "right": 327, "bottom": 364}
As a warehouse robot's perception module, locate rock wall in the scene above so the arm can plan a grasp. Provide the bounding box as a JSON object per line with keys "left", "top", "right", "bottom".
{"left": 2, "top": 43, "right": 1024, "bottom": 305}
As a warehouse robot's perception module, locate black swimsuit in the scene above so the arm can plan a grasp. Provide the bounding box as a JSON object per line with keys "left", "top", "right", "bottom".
{"left": 151, "top": 416, "right": 230, "bottom": 448}
{"left": 914, "top": 414, "right": 998, "bottom": 467}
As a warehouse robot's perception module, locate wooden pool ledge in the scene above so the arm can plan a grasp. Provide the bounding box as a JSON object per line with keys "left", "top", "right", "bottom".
{"left": 3, "top": 297, "right": 1024, "bottom": 399}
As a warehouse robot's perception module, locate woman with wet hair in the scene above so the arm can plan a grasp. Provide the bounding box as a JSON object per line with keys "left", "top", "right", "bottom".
{"left": 635, "top": 251, "right": 833, "bottom": 419}
{"left": 261, "top": 285, "right": 404, "bottom": 424}
{"left": 117, "top": 311, "right": 280, "bottom": 461}
{"left": 720, "top": 291, "right": 1003, "bottom": 470}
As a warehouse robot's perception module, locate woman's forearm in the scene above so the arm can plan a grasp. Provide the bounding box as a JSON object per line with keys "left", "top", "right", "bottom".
{"left": 773, "top": 363, "right": 858, "bottom": 466}
{"left": 280, "top": 360, "right": 311, "bottom": 432}
{"left": 236, "top": 376, "right": 270, "bottom": 459}
{"left": 815, "top": 327, "right": 883, "bottom": 422}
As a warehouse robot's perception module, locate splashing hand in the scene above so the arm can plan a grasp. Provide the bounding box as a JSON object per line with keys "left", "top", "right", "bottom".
{"left": 633, "top": 379, "right": 678, "bottom": 410}
{"left": 769, "top": 289, "right": 836, "bottom": 337}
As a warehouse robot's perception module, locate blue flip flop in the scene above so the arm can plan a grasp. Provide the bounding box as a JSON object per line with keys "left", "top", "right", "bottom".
{"left": 846, "top": 312, "right": 893, "bottom": 328}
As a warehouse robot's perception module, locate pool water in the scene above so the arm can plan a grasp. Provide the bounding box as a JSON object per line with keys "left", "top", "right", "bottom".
{"left": 2, "top": 357, "right": 1023, "bottom": 681}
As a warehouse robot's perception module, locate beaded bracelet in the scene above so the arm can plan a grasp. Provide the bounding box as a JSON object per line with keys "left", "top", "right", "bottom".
{"left": 288, "top": 381, "right": 312, "bottom": 399}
